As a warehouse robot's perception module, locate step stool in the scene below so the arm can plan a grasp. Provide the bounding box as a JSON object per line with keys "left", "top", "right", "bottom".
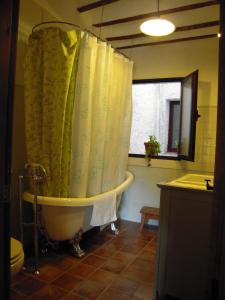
{"left": 140, "top": 206, "right": 160, "bottom": 231}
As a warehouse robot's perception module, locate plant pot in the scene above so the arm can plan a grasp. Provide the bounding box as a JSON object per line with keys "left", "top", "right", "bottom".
{"left": 144, "top": 142, "right": 158, "bottom": 157}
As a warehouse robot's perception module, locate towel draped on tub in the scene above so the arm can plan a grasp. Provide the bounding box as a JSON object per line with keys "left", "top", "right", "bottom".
{"left": 90, "top": 192, "right": 117, "bottom": 226}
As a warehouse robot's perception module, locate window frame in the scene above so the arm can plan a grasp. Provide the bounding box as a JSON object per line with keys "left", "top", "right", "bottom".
{"left": 129, "top": 73, "right": 198, "bottom": 161}
{"left": 167, "top": 100, "right": 181, "bottom": 153}
{"left": 129, "top": 77, "right": 183, "bottom": 160}
{"left": 178, "top": 70, "right": 199, "bottom": 161}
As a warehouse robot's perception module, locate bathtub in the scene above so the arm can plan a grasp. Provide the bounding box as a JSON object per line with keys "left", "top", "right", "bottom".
{"left": 22, "top": 171, "right": 134, "bottom": 243}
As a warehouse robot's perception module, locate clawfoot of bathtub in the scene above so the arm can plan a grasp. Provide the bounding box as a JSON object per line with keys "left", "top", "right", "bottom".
{"left": 69, "top": 229, "right": 85, "bottom": 258}
{"left": 39, "top": 225, "right": 59, "bottom": 254}
{"left": 41, "top": 240, "right": 59, "bottom": 254}
{"left": 110, "top": 222, "right": 119, "bottom": 235}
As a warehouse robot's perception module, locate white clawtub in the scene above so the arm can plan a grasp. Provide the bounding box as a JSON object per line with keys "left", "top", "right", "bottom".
{"left": 23, "top": 171, "right": 134, "bottom": 244}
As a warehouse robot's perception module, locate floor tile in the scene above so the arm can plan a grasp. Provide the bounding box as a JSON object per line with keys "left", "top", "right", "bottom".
{"left": 138, "top": 249, "right": 157, "bottom": 262}
{"left": 51, "top": 256, "right": 79, "bottom": 271}
{"left": 133, "top": 283, "right": 154, "bottom": 300}
{"left": 81, "top": 242, "right": 100, "bottom": 254}
{"left": 115, "top": 219, "right": 131, "bottom": 231}
{"left": 148, "top": 237, "right": 158, "bottom": 247}
{"left": 101, "top": 257, "right": 127, "bottom": 274}
{"left": 11, "top": 220, "right": 158, "bottom": 299}
{"left": 110, "top": 276, "right": 139, "bottom": 296}
{"left": 123, "top": 221, "right": 140, "bottom": 231}
{"left": 11, "top": 272, "right": 28, "bottom": 286}
{"left": 112, "top": 250, "right": 135, "bottom": 263}
{"left": 36, "top": 264, "right": 64, "bottom": 283}
{"left": 120, "top": 244, "right": 144, "bottom": 255}
{"left": 68, "top": 263, "right": 96, "bottom": 278}
{"left": 62, "top": 293, "right": 88, "bottom": 300}
{"left": 97, "top": 287, "right": 130, "bottom": 300}
{"left": 94, "top": 245, "right": 115, "bottom": 258}
{"left": 138, "top": 230, "right": 157, "bottom": 241}
{"left": 89, "top": 235, "right": 111, "bottom": 247}
{"left": 133, "top": 239, "right": 149, "bottom": 248}
{"left": 81, "top": 254, "right": 106, "bottom": 267}
{"left": 106, "top": 238, "right": 128, "bottom": 249}
{"left": 129, "top": 257, "right": 156, "bottom": 272}
{"left": 52, "top": 273, "right": 83, "bottom": 291}
{"left": 122, "top": 266, "right": 155, "bottom": 283}
{"left": 38, "top": 253, "right": 61, "bottom": 266}
{"left": 144, "top": 240, "right": 157, "bottom": 249}
{"left": 74, "top": 279, "right": 105, "bottom": 299}
{"left": 119, "top": 231, "right": 139, "bottom": 240}
{"left": 97, "top": 231, "right": 114, "bottom": 241}
{"left": 13, "top": 276, "right": 45, "bottom": 296}
{"left": 28, "top": 284, "right": 67, "bottom": 300}
{"left": 89, "top": 269, "right": 116, "bottom": 286}
{"left": 11, "top": 288, "right": 28, "bottom": 300}
{"left": 104, "top": 240, "right": 123, "bottom": 251}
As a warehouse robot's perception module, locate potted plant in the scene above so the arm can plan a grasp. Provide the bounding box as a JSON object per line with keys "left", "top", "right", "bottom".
{"left": 144, "top": 135, "right": 161, "bottom": 166}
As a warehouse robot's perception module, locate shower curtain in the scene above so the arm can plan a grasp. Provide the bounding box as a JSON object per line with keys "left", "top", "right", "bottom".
{"left": 24, "top": 28, "right": 80, "bottom": 197}
{"left": 24, "top": 28, "right": 133, "bottom": 198}
{"left": 70, "top": 33, "right": 133, "bottom": 197}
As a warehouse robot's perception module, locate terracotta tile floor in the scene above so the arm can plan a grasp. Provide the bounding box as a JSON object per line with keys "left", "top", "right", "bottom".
{"left": 11, "top": 220, "right": 158, "bottom": 300}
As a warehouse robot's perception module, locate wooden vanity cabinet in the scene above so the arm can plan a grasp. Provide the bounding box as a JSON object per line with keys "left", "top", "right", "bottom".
{"left": 156, "top": 185, "right": 214, "bottom": 300}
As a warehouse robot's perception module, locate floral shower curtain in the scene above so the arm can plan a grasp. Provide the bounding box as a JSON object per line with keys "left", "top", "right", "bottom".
{"left": 69, "top": 33, "right": 133, "bottom": 197}
{"left": 24, "top": 28, "right": 80, "bottom": 197}
{"left": 24, "top": 29, "right": 133, "bottom": 198}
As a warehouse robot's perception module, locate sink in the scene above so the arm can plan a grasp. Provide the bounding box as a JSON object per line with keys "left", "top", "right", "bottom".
{"left": 168, "top": 173, "right": 214, "bottom": 190}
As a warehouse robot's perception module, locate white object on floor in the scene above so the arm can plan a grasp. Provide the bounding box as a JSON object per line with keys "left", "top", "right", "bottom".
{"left": 90, "top": 191, "right": 117, "bottom": 226}
{"left": 11, "top": 238, "right": 24, "bottom": 278}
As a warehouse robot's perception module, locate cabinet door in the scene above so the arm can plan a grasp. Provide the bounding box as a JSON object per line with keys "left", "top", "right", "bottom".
{"left": 157, "top": 189, "right": 213, "bottom": 300}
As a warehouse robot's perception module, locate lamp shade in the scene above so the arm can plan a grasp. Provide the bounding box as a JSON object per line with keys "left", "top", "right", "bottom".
{"left": 140, "top": 18, "right": 175, "bottom": 36}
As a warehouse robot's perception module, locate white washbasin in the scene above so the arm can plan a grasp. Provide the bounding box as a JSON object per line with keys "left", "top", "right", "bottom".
{"left": 168, "top": 173, "right": 214, "bottom": 190}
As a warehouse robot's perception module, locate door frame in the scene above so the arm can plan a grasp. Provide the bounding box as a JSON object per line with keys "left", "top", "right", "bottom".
{"left": 214, "top": 1, "right": 225, "bottom": 299}
{"left": 0, "top": 0, "right": 20, "bottom": 299}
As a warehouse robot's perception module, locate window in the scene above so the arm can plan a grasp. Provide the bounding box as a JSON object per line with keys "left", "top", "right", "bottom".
{"left": 168, "top": 101, "right": 180, "bottom": 152}
{"left": 129, "top": 70, "right": 198, "bottom": 161}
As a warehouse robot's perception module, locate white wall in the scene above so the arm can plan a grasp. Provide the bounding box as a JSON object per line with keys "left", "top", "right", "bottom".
{"left": 119, "top": 38, "right": 219, "bottom": 224}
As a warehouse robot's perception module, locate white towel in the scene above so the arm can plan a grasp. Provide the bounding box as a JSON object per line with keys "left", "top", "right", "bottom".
{"left": 90, "top": 192, "right": 117, "bottom": 226}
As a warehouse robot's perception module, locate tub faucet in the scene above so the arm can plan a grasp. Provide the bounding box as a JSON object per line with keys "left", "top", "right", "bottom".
{"left": 205, "top": 179, "right": 214, "bottom": 191}
{"left": 25, "top": 163, "right": 48, "bottom": 183}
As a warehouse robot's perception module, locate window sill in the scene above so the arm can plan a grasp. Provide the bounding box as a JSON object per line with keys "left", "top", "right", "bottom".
{"left": 128, "top": 156, "right": 184, "bottom": 170}
{"left": 129, "top": 153, "right": 180, "bottom": 160}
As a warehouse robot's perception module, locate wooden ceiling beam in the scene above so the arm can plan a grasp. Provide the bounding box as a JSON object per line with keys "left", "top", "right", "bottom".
{"left": 77, "top": 0, "right": 119, "bottom": 13}
{"left": 117, "top": 33, "right": 218, "bottom": 50}
{"left": 93, "top": 0, "right": 219, "bottom": 27}
{"left": 107, "top": 20, "right": 220, "bottom": 41}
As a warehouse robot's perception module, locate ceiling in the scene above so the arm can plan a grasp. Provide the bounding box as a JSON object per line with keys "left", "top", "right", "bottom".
{"left": 19, "top": 0, "right": 220, "bottom": 50}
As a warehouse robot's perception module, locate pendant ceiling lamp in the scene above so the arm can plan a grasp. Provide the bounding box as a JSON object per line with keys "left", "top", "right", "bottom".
{"left": 140, "top": 0, "right": 175, "bottom": 37}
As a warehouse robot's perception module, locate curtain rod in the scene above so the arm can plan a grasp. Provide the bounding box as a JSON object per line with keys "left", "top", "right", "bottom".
{"left": 31, "top": 21, "right": 132, "bottom": 62}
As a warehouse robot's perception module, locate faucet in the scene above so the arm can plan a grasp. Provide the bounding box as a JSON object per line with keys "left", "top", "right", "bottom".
{"left": 25, "top": 163, "right": 48, "bottom": 184}
{"left": 205, "top": 179, "right": 214, "bottom": 191}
